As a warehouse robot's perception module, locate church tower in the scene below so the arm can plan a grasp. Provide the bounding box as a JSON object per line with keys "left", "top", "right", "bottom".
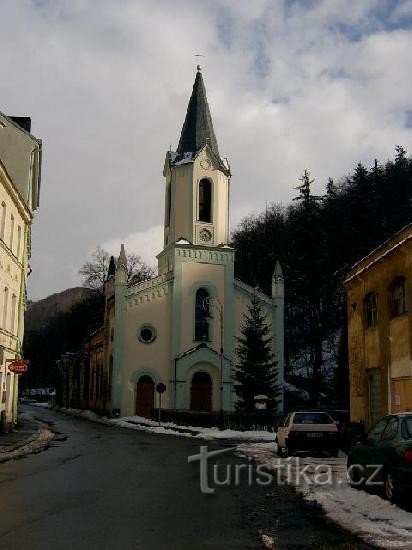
{"left": 159, "top": 65, "right": 231, "bottom": 274}
{"left": 108, "top": 66, "right": 284, "bottom": 417}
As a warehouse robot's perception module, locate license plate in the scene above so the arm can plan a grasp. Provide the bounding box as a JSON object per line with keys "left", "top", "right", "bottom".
{"left": 307, "top": 432, "right": 322, "bottom": 439}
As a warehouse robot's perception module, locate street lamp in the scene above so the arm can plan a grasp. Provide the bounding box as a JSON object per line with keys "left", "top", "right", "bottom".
{"left": 203, "top": 296, "right": 224, "bottom": 430}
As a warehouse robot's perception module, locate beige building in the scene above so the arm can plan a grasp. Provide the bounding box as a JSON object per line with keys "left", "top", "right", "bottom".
{"left": 345, "top": 224, "right": 412, "bottom": 427}
{"left": 0, "top": 114, "right": 41, "bottom": 432}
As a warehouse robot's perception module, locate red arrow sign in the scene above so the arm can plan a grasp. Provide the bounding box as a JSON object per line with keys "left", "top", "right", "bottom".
{"left": 8, "top": 360, "right": 28, "bottom": 374}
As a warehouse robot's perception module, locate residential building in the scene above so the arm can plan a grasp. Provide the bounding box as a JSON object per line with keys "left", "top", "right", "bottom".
{"left": 0, "top": 113, "right": 41, "bottom": 431}
{"left": 345, "top": 224, "right": 412, "bottom": 427}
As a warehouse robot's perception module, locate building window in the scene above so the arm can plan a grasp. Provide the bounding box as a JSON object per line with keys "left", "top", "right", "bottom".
{"left": 10, "top": 214, "right": 14, "bottom": 251}
{"left": 16, "top": 226, "right": 22, "bottom": 260}
{"left": 198, "top": 179, "right": 212, "bottom": 223}
{"left": 364, "top": 292, "right": 378, "bottom": 328}
{"left": 2, "top": 287, "right": 8, "bottom": 329}
{"left": 391, "top": 277, "right": 406, "bottom": 317}
{"left": 195, "top": 288, "right": 210, "bottom": 341}
{"left": 10, "top": 294, "right": 16, "bottom": 333}
{"left": 0, "top": 202, "right": 6, "bottom": 241}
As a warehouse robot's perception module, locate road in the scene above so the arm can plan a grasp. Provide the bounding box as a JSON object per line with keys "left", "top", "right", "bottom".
{"left": 0, "top": 406, "right": 370, "bottom": 550}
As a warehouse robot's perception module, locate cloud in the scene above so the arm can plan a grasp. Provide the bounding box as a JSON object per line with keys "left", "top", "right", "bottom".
{"left": 0, "top": 0, "right": 411, "bottom": 299}
{"left": 101, "top": 225, "right": 163, "bottom": 269}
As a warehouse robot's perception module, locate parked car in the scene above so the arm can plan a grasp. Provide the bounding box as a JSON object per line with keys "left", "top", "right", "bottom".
{"left": 277, "top": 411, "right": 340, "bottom": 457}
{"left": 347, "top": 413, "right": 412, "bottom": 503}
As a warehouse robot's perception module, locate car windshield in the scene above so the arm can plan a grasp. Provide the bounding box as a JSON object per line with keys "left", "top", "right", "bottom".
{"left": 293, "top": 412, "right": 334, "bottom": 425}
{"left": 401, "top": 417, "right": 412, "bottom": 439}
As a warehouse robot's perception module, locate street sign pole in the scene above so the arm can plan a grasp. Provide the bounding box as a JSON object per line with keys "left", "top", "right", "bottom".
{"left": 156, "top": 383, "right": 166, "bottom": 425}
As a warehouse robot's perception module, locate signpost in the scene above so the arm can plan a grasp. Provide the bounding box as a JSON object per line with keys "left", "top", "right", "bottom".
{"left": 8, "top": 360, "right": 28, "bottom": 374}
{"left": 156, "top": 383, "right": 166, "bottom": 424}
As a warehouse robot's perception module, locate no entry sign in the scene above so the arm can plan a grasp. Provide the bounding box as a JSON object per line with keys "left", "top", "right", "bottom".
{"left": 156, "top": 382, "right": 166, "bottom": 394}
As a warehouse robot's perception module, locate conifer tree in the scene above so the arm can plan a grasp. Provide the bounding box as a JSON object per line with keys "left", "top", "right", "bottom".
{"left": 234, "top": 294, "right": 280, "bottom": 412}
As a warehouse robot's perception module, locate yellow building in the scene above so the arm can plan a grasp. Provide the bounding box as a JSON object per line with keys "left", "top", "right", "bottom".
{"left": 0, "top": 114, "right": 41, "bottom": 432}
{"left": 345, "top": 224, "right": 412, "bottom": 427}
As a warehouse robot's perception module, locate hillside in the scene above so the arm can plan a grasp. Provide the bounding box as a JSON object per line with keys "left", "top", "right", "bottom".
{"left": 26, "top": 287, "right": 97, "bottom": 331}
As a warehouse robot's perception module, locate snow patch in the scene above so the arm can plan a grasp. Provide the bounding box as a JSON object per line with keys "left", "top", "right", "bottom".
{"left": 239, "top": 443, "right": 412, "bottom": 548}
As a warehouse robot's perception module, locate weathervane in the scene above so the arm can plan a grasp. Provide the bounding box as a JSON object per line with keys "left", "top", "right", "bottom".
{"left": 195, "top": 53, "right": 204, "bottom": 71}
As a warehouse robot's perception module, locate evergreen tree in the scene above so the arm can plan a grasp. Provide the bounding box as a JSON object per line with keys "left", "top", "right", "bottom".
{"left": 234, "top": 294, "right": 280, "bottom": 412}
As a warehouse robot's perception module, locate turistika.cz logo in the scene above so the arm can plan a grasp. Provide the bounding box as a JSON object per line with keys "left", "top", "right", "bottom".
{"left": 188, "top": 446, "right": 384, "bottom": 494}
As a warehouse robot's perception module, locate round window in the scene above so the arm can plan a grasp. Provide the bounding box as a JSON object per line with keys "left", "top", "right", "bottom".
{"left": 138, "top": 325, "right": 156, "bottom": 344}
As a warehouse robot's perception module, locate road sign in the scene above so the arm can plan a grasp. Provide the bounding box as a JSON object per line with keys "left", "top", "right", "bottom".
{"left": 8, "top": 360, "right": 28, "bottom": 374}
{"left": 156, "top": 382, "right": 166, "bottom": 394}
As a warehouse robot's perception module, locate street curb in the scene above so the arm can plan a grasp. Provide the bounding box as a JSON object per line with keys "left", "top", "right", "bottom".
{"left": 0, "top": 427, "right": 55, "bottom": 463}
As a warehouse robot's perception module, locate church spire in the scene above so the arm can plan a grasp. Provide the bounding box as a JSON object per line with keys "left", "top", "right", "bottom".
{"left": 177, "top": 66, "right": 220, "bottom": 158}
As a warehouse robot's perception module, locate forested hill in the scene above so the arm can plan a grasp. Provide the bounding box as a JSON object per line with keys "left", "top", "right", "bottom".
{"left": 232, "top": 146, "right": 412, "bottom": 408}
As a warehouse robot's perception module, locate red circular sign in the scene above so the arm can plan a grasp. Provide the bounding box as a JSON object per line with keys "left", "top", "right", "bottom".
{"left": 156, "top": 382, "right": 166, "bottom": 394}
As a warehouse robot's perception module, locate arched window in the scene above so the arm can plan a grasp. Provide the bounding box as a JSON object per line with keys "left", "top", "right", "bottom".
{"left": 364, "top": 292, "right": 378, "bottom": 328}
{"left": 2, "top": 287, "right": 8, "bottom": 329}
{"left": 165, "top": 183, "right": 171, "bottom": 226}
{"left": 10, "top": 294, "right": 16, "bottom": 333}
{"left": 0, "top": 202, "right": 6, "bottom": 241}
{"left": 391, "top": 277, "right": 406, "bottom": 317}
{"left": 16, "top": 226, "right": 22, "bottom": 260}
{"left": 198, "top": 179, "right": 212, "bottom": 223}
{"left": 195, "top": 288, "right": 210, "bottom": 341}
{"left": 9, "top": 214, "right": 14, "bottom": 251}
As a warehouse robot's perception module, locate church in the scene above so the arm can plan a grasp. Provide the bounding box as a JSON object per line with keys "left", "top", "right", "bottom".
{"left": 105, "top": 67, "right": 284, "bottom": 418}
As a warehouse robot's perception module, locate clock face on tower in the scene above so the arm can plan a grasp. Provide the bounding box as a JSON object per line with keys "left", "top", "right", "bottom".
{"left": 199, "top": 228, "right": 212, "bottom": 242}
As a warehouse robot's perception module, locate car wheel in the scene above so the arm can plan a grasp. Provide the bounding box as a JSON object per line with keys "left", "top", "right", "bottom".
{"left": 383, "top": 470, "right": 398, "bottom": 503}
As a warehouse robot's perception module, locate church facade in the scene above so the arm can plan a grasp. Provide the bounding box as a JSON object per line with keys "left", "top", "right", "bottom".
{"left": 107, "top": 68, "right": 284, "bottom": 418}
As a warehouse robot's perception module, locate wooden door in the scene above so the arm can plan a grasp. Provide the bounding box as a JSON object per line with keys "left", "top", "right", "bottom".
{"left": 190, "top": 372, "right": 212, "bottom": 412}
{"left": 136, "top": 376, "right": 154, "bottom": 418}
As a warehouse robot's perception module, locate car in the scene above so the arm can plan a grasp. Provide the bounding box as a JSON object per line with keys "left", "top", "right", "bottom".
{"left": 276, "top": 411, "right": 340, "bottom": 457}
{"left": 347, "top": 413, "right": 412, "bottom": 503}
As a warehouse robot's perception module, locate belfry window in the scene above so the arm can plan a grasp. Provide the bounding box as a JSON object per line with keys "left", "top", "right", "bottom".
{"left": 195, "top": 288, "right": 210, "bottom": 341}
{"left": 198, "top": 179, "right": 212, "bottom": 223}
{"left": 165, "top": 183, "right": 171, "bottom": 226}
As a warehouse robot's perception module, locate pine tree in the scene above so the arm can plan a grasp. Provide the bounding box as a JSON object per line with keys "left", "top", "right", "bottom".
{"left": 234, "top": 294, "right": 280, "bottom": 412}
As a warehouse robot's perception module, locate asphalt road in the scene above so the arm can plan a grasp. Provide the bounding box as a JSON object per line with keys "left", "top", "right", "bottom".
{"left": 0, "top": 406, "right": 370, "bottom": 550}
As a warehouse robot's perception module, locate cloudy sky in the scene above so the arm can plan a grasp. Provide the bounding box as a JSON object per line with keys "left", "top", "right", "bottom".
{"left": 1, "top": 0, "right": 412, "bottom": 299}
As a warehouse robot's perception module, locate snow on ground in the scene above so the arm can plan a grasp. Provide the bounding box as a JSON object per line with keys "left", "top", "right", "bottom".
{"left": 54, "top": 407, "right": 277, "bottom": 442}
{"left": 108, "top": 415, "right": 277, "bottom": 442}
{"left": 238, "top": 442, "right": 412, "bottom": 549}
{"left": 26, "top": 402, "right": 51, "bottom": 408}
{"left": 0, "top": 428, "right": 54, "bottom": 463}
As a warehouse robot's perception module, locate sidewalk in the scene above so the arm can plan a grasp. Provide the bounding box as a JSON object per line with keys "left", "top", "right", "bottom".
{"left": 0, "top": 410, "right": 55, "bottom": 463}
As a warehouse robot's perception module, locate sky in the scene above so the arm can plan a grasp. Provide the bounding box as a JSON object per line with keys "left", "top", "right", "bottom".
{"left": 1, "top": 0, "right": 412, "bottom": 300}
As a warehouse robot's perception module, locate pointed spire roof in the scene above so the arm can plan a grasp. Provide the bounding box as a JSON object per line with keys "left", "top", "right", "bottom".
{"left": 177, "top": 66, "right": 220, "bottom": 158}
{"left": 107, "top": 256, "right": 116, "bottom": 279}
{"left": 273, "top": 260, "right": 284, "bottom": 281}
{"left": 117, "top": 244, "right": 127, "bottom": 270}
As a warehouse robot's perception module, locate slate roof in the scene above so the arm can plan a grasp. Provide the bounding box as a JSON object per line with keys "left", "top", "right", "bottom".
{"left": 177, "top": 68, "right": 220, "bottom": 158}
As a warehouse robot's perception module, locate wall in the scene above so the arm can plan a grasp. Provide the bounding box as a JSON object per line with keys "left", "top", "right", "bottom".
{"left": 346, "top": 227, "right": 412, "bottom": 425}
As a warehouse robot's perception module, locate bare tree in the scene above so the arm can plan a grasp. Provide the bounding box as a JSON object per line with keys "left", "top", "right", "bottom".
{"left": 79, "top": 246, "right": 155, "bottom": 292}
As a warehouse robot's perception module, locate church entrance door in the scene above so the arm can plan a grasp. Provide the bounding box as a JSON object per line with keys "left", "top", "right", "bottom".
{"left": 136, "top": 375, "right": 154, "bottom": 418}
{"left": 190, "top": 371, "right": 212, "bottom": 411}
